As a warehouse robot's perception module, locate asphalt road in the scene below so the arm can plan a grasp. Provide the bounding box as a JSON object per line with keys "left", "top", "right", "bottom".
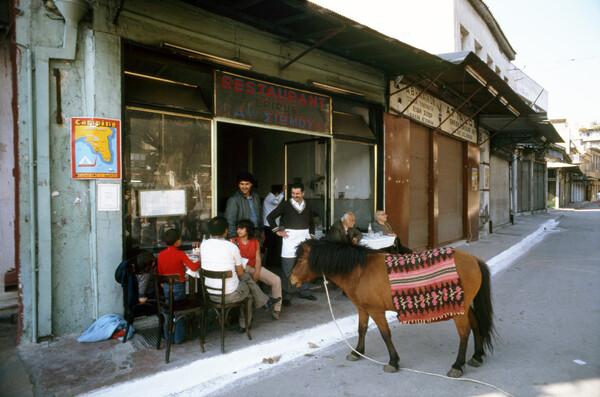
{"left": 200, "top": 204, "right": 600, "bottom": 397}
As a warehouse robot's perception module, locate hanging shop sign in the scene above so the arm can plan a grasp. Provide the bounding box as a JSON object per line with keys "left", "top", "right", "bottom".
{"left": 71, "top": 117, "right": 121, "bottom": 179}
{"left": 389, "top": 83, "right": 477, "bottom": 143}
{"left": 215, "top": 71, "right": 331, "bottom": 134}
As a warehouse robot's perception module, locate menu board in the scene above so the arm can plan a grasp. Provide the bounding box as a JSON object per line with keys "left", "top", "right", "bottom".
{"left": 139, "top": 189, "right": 186, "bottom": 217}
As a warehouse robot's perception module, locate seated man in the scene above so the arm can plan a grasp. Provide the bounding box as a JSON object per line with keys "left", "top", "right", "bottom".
{"left": 326, "top": 211, "right": 363, "bottom": 245}
{"left": 201, "top": 216, "right": 279, "bottom": 332}
{"left": 372, "top": 210, "right": 412, "bottom": 254}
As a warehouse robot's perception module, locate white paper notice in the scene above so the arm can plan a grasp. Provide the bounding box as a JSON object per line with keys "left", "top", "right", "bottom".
{"left": 97, "top": 184, "right": 120, "bottom": 211}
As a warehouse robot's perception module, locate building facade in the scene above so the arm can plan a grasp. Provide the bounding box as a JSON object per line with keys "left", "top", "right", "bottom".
{"left": 7, "top": 0, "right": 562, "bottom": 342}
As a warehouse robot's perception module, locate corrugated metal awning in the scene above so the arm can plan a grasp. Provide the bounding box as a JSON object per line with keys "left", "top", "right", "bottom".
{"left": 177, "top": 0, "right": 448, "bottom": 75}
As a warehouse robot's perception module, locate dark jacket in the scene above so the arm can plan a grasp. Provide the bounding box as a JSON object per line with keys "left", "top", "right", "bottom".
{"left": 115, "top": 259, "right": 138, "bottom": 311}
{"left": 326, "top": 220, "right": 363, "bottom": 244}
{"left": 224, "top": 189, "right": 263, "bottom": 238}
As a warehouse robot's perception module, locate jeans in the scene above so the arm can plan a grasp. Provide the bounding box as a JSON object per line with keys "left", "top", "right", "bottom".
{"left": 163, "top": 282, "right": 186, "bottom": 344}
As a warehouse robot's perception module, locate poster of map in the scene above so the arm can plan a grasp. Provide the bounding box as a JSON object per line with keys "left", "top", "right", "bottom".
{"left": 71, "top": 117, "right": 121, "bottom": 179}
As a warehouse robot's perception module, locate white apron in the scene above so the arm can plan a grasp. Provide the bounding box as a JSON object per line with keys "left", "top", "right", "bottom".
{"left": 281, "top": 229, "right": 310, "bottom": 258}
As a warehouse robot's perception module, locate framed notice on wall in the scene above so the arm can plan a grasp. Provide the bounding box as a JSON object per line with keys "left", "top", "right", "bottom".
{"left": 139, "top": 189, "right": 187, "bottom": 217}
{"left": 71, "top": 117, "right": 121, "bottom": 179}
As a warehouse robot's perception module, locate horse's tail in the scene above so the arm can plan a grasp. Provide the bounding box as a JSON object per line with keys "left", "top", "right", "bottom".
{"left": 473, "top": 258, "right": 496, "bottom": 353}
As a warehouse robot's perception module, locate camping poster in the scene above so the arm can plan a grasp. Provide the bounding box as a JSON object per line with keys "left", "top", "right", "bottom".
{"left": 71, "top": 117, "right": 121, "bottom": 179}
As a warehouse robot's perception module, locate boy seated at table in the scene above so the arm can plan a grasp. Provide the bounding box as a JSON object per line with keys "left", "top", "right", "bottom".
{"left": 157, "top": 228, "right": 201, "bottom": 344}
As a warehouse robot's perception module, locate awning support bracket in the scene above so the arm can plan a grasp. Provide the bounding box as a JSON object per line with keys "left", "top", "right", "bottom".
{"left": 395, "top": 71, "right": 444, "bottom": 117}
{"left": 388, "top": 77, "right": 430, "bottom": 97}
{"left": 444, "top": 94, "right": 496, "bottom": 138}
{"left": 479, "top": 116, "right": 520, "bottom": 146}
{"left": 281, "top": 25, "right": 345, "bottom": 71}
{"left": 434, "top": 85, "right": 484, "bottom": 131}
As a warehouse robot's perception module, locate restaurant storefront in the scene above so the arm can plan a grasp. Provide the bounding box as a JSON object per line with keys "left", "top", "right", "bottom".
{"left": 123, "top": 44, "right": 379, "bottom": 257}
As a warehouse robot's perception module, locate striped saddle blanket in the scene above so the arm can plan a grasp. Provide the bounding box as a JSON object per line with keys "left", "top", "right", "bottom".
{"left": 386, "top": 247, "right": 464, "bottom": 324}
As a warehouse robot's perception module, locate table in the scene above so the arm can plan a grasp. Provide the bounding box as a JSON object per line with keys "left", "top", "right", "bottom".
{"left": 360, "top": 235, "right": 395, "bottom": 250}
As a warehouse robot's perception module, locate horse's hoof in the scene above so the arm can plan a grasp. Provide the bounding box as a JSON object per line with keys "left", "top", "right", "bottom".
{"left": 468, "top": 358, "right": 482, "bottom": 367}
{"left": 383, "top": 364, "right": 399, "bottom": 373}
{"left": 446, "top": 368, "right": 463, "bottom": 378}
{"left": 346, "top": 353, "right": 361, "bottom": 361}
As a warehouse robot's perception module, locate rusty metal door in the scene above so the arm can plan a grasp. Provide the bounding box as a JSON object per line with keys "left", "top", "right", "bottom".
{"left": 437, "top": 134, "right": 463, "bottom": 244}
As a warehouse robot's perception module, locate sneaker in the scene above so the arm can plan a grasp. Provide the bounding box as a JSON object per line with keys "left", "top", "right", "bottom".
{"left": 272, "top": 310, "right": 280, "bottom": 320}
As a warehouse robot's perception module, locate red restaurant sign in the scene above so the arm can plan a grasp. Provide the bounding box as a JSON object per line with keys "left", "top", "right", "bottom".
{"left": 215, "top": 71, "right": 331, "bottom": 134}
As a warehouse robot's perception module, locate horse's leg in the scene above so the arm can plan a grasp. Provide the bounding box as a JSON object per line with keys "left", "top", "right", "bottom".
{"left": 370, "top": 310, "right": 400, "bottom": 373}
{"left": 467, "top": 309, "right": 485, "bottom": 367}
{"left": 346, "top": 307, "right": 369, "bottom": 362}
{"left": 448, "top": 313, "right": 471, "bottom": 378}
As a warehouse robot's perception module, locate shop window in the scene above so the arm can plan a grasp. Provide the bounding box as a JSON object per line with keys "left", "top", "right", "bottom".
{"left": 124, "top": 108, "right": 212, "bottom": 255}
{"left": 333, "top": 140, "right": 375, "bottom": 230}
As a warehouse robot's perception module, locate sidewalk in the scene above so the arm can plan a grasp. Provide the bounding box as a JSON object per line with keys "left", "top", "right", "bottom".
{"left": 0, "top": 205, "right": 586, "bottom": 397}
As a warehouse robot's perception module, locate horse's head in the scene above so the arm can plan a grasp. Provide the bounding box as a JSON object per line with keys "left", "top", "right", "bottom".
{"left": 290, "top": 241, "right": 319, "bottom": 287}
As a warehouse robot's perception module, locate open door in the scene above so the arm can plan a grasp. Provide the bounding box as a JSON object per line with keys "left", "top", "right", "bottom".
{"left": 285, "top": 138, "right": 329, "bottom": 237}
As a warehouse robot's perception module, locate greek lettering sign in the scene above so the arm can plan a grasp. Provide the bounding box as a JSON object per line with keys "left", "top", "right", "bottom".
{"left": 215, "top": 71, "right": 331, "bottom": 134}
{"left": 71, "top": 117, "right": 121, "bottom": 179}
{"left": 389, "top": 82, "right": 477, "bottom": 143}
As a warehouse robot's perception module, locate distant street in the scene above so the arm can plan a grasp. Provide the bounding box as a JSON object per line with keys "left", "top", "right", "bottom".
{"left": 202, "top": 203, "right": 600, "bottom": 397}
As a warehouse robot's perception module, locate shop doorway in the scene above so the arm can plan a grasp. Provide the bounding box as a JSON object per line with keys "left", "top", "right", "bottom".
{"left": 216, "top": 122, "right": 329, "bottom": 235}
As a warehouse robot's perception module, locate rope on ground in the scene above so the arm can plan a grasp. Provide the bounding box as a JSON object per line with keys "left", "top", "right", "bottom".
{"left": 322, "top": 275, "right": 513, "bottom": 397}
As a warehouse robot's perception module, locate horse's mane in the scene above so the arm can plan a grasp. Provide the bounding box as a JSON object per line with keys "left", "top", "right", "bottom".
{"left": 296, "top": 238, "right": 375, "bottom": 276}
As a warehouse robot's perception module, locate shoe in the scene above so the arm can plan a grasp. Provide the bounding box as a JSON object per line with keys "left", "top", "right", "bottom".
{"left": 272, "top": 310, "right": 280, "bottom": 320}
{"left": 299, "top": 294, "right": 317, "bottom": 301}
{"left": 263, "top": 296, "right": 281, "bottom": 311}
{"left": 282, "top": 298, "right": 292, "bottom": 307}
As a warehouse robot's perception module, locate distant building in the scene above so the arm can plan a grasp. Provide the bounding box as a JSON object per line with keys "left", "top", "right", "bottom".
{"left": 383, "top": 0, "right": 548, "bottom": 112}
{"left": 575, "top": 123, "right": 600, "bottom": 150}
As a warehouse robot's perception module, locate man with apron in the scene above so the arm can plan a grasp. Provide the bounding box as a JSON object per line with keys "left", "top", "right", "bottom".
{"left": 267, "top": 182, "right": 316, "bottom": 306}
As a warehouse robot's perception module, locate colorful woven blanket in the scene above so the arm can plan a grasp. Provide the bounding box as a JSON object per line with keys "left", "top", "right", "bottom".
{"left": 386, "top": 247, "right": 464, "bottom": 324}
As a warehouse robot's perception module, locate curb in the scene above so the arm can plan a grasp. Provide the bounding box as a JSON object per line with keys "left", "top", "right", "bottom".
{"left": 486, "top": 218, "right": 559, "bottom": 276}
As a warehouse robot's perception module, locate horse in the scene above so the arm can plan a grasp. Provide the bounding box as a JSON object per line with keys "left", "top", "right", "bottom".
{"left": 290, "top": 239, "right": 495, "bottom": 377}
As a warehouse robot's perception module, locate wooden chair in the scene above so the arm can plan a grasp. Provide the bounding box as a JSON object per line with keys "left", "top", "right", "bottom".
{"left": 154, "top": 274, "right": 203, "bottom": 363}
{"left": 200, "top": 269, "right": 252, "bottom": 354}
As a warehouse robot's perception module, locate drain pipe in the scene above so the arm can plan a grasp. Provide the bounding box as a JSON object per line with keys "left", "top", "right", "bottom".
{"left": 26, "top": 47, "right": 38, "bottom": 343}
{"left": 31, "top": 0, "right": 88, "bottom": 340}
